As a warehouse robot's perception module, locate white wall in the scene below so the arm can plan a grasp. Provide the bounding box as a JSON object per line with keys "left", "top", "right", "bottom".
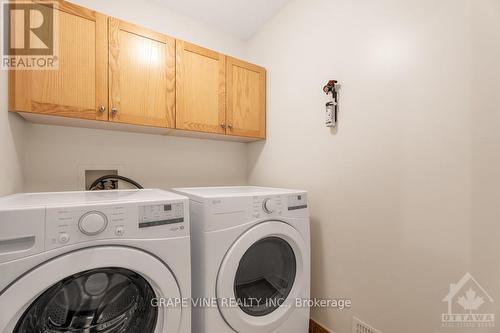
{"left": 69, "top": 0, "right": 246, "bottom": 57}
{"left": 245, "top": 0, "right": 491, "bottom": 332}
{"left": 0, "top": 71, "right": 24, "bottom": 196}
{"left": 22, "top": 0, "right": 249, "bottom": 192}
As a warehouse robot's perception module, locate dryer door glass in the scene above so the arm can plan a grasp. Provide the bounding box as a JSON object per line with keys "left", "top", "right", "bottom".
{"left": 234, "top": 237, "right": 297, "bottom": 317}
{"left": 14, "top": 268, "right": 158, "bottom": 333}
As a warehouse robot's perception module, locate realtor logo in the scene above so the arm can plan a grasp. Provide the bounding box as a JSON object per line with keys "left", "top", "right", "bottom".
{"left": 442, "top": 273, "right": 495, "bottom": 328}
{"left": 1, "top": 1, "right": 58, "bottom": 69}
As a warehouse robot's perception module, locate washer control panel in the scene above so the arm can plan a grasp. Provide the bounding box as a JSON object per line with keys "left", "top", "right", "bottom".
{"left": 45, "top": 201, "right": 187, "bottom": 250}
{"left": 139, "top": 203, "right": 184, "bottom": 229}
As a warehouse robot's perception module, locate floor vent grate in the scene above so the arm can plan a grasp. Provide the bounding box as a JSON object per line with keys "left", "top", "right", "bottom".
{"left": 352, "top": 317, "right": 381, "bottom": 333}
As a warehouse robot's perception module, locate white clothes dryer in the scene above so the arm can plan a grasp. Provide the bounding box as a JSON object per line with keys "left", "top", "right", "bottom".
{"left": 173, "top": 186, "right": 310, "bottom": 333}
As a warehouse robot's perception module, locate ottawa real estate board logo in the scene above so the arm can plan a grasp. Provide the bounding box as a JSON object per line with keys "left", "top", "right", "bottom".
{"left": 1, "top": 1, "right": 59, "bottom": 70}
{"left": 442, "top": 273, "right": 495, "bottom": 328}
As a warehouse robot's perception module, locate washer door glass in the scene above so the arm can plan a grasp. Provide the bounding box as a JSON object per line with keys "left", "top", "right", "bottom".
{"left": 234, "top": 237, "right": 297, "bottom": 317}
{"left": 14, "top": 267, "right": 157, "bottom": 333}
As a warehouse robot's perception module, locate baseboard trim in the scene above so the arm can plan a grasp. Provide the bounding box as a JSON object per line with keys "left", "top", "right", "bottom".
{"left": 309, "top": 319, "right": 332, "bottom": 333}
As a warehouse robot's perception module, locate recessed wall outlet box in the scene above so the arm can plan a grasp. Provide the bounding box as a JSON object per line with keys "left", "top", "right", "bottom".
{"left": 78, "top": 164, "right": 125, "bottom": 190}
{"left": 85, "top": 170, "right": 118, "bottom": 190}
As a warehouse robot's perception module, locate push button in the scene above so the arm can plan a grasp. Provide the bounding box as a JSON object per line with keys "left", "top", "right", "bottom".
{"left": 58, "top": 233, "right": 70, "bottom": 244}
{"left": 115, "top": 226, "right": 125, "bottom": 237}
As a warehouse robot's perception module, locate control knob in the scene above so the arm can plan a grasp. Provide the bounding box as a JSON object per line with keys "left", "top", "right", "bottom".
{"left": 79, "top": 211, "right": 108, "bottom": 236}
{"left": 263, "top": 198, "right": 277, "bottom": 214}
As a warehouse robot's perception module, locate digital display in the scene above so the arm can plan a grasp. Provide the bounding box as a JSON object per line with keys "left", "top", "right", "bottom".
{"left": 139, "top": 218, "right": 184, "bottom": 228}
{"left": 288, "top": 205, "right": 307, "bottom": 211}
{"left": 139, "top": 203, "right": 183, "bottom": 228}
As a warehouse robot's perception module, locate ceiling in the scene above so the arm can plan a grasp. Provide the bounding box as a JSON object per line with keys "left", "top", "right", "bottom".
{"left": 154, "top": 0, "right": 291, "bottom": 40}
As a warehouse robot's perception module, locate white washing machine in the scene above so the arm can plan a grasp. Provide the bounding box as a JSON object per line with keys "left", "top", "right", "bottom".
{"left": 173, "top": 186, "right": 310, "bottom": 333}
{"left": 0, "top": 189, "right": 191, "bottom": 333}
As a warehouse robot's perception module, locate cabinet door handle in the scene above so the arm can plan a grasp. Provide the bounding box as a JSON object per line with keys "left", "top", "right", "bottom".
{"left": 220, "top": 122, "right": 226, "bottom": 129}
{"left": 228, "top": 123, "right": 233, "bottom": 129}
{"left": 111, "top": 107, "right": 118, "bottom": 114}
{"left": 98, "top": 105, "right": 106, "bottom": 113}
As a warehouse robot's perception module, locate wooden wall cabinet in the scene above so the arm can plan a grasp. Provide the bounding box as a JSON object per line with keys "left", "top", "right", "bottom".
{"left": 176, "top": 43, "right": 267, "bottom": 139}
{"left": 176, "top": 41, "right": 226, "bottom": 134}
{"left": 226, "top": 57, "right": 266, "bottom": 139}
{"left": 108, "top": 18, "right": 175, "bottom": 128}
{"left": 9, "top": 1, "right": 266, "bottom": 141}
{"left": 9, "top": 2, "right": 108, "bottom": 121}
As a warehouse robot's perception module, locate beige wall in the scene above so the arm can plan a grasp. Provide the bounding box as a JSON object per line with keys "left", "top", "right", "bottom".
{"left": 3, "top": 0, "right": 500, "bottom": 331}
{"left": 245, "top": 0, "right": 495, "bottom": 332}
{"left": 0, "top": 70, "right": 24, "bottom": 196}
{"left": 21, "top": 0, "right": 249, "bottom": 192}
{"left": 470, "top": 0, "right": 500, "bottom": 321}
{"left": 23, "top": 124, "right": 248, "bottom": 192}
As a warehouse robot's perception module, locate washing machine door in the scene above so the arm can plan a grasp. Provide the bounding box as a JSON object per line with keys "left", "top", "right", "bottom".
{"left": 0, "top": 246, "right": 182, "bottom": 333}
{"left": 216, "top": 221, "right": 307, "bottom": 333}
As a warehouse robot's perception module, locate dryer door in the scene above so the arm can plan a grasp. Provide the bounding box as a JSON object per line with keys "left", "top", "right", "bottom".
{"left": 0, "top": 246, "right": 182, "bottom": 333}
{"left": 216, "top": 221, "right": 307, "bottom": 333}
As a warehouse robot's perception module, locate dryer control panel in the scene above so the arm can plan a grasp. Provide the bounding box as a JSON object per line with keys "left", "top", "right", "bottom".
{"left": 287, "top": 194, "right": 308, "bottom": 211}
{"left": 252, "top": 196, "right": 284, "bottom": 218}
{"left": 251, "top": 193, "right": 308, "bottom": 219}
{"left": 45, "top": 200, "right": 188, "bottom": 250}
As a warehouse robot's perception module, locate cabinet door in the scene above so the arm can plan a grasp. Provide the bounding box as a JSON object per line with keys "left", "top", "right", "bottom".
{"left": 176, "top": 41, "right": 226, "bottom": 134}
{"left": 108, "top": 18, "right": 175, "bottom": 127}
{"left": 226, "top": 57, "right": 266, "bottom": 139}
{"left": 9, "top": 2, "right": 108, "bottom": 120}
